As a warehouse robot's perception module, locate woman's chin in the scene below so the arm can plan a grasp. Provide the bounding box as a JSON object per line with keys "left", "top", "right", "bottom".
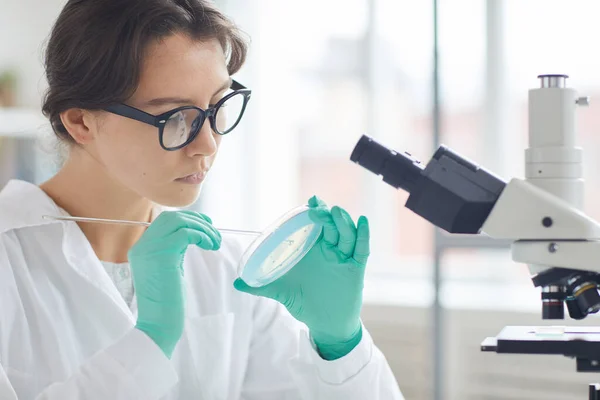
{"left": 152, "top": 182, "right": 203, "bottom": 208}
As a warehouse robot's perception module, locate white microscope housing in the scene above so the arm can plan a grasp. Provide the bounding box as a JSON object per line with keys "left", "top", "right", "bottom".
{"left": 351, "top": 74, "right": 599, "bottom": 321}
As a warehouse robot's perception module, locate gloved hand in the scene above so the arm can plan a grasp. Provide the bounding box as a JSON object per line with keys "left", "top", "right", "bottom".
{"left": 128, "top": 210, "right": 222, "bottom": 359}
{"left": 234, "top": 196, "right": 370, "bottom": 360}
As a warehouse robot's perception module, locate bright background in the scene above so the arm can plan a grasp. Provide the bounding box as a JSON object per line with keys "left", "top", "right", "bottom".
{"left": 3, "top": 0, "right": 600, "bottom": 398}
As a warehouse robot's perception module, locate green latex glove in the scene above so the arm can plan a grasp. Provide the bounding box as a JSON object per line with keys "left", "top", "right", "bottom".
{"left": 234, "top": 196, "right": 370, "bottom": 360}
{"left": 129, "top": 210, "right": 222, "bottom": 358}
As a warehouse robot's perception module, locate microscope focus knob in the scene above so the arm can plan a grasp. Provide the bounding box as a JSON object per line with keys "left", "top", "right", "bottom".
{"left": 576, "top": 96, "right": 590, "bottom": 106}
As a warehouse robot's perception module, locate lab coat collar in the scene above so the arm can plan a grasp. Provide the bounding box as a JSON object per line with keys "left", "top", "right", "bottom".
{"left": 0, "top": 179, "right": 163, "bottom": 322}
{"left": 0, "top": 179, "right": 163, "bottom": 234}
{"left": 0, "top": 179, "right": 65, "bottom": 234}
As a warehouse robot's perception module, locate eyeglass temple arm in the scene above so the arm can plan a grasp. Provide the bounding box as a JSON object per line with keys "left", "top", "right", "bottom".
{"left": 104, "top": 104, "right": 160, "bottom": 127}
{"left": 231, "top": 80, "right": 246, "bottom": 91}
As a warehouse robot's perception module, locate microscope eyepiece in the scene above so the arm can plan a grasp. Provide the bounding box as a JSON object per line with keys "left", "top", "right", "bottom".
{"left": 350, "top": 135, "right": 506, "bottom": 234}
{"left": 350, "top": 135, "right": 424, "bottom": 194}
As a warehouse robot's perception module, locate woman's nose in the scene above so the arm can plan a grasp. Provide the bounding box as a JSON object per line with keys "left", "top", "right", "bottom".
{"left": 184, "top": 119, "right": 218, "bottom": 157}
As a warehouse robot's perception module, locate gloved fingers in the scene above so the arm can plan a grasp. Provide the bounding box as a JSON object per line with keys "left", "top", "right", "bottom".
{"left": 154, "top": 212, "right": 221, "bottom": 251}
{"left": 331, "top": 206, "right": 357, "bottom": 258}
{"left": 308, "top": 195, "right": 328, "bottom": 209}
{"left": 145, "top": 211, "right": 181, "bottom": 234}
{"left": 136, "top": 214, "right": 221, "bottom": 257}
{"left": 233, "top": 278, "right": 274, "bottom": 298}
{"left": 178, "top": 209, "right": 213, "bottom": 224}
{"left": 309, "top": 207, "right": 339, "bottom": 245}
{"left": 177, "top": 212, "right": 222, "bottom": 243}
{"left": 352, "top": 216, "right": 370, "bottom": 265}
{"left": 148, "top": 210, "right": 215, "bottom": 238}
{"left": 308, "top": 206, "right": 330, "bottom": 222}
{"left": 307, "top": 196, "right": 340, "bottom": 245}
{"left": 171, "top": 228, "right": 219, "bottom": 251}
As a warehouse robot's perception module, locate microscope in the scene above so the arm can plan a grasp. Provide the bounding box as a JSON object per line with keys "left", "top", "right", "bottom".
{"left": 350, "top": 74, "right": 600, "bottom": 399}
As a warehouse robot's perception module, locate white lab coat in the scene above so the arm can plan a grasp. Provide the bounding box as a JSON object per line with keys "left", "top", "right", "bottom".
{"left": 0, "top": 179, "right": 404, "bottom": 400}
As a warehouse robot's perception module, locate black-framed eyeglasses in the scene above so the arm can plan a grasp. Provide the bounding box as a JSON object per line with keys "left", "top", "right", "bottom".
{"left": 104, "top": 80, "right": 251, "bottom": 151}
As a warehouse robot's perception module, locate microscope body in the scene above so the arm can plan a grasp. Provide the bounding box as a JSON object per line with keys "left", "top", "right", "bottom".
{"left": 351, "top": 74, "right": 600, "bottom": 321}
{"left": 350, "top": 74, "right": 600, "bottom": 396}
{"left": 485, "top": 75, "right": 598, "bottom": 320}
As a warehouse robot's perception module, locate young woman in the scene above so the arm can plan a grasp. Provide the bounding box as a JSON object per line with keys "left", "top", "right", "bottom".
{"left": 0, "top": 0, "right": 403, "bottom": 399}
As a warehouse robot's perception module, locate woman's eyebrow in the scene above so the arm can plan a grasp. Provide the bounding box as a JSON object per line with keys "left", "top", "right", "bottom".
{"left": 142, "top": 96, "right": 196, "bottom": 107}
{"left": 214, "top": 77, "right": 233, "bottom": 96}
{"left": 142, "top": 78, "right": 233, "bottom": 107}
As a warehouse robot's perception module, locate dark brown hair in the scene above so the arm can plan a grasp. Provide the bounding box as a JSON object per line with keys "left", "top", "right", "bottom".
{"left": 42, "top": 0, "right": 249, "bottom": 143}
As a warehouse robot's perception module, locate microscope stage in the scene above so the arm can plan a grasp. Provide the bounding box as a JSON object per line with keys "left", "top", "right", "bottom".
{"left": 482, "top": 326, "right": 600, "bottom": 371}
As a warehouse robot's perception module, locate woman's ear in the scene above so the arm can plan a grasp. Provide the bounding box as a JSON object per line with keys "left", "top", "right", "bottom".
{"left": 59, "top": 108, "right": 97, "bottom": 145}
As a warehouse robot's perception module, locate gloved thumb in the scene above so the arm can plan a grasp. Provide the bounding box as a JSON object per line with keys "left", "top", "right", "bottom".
{"left": 233, "top": 278, "right": 268, "bottom": 297}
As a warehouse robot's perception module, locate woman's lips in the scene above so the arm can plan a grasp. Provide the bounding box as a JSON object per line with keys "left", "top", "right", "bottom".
{"left": 175, "top": 171, "right": 207, "bottom": 184}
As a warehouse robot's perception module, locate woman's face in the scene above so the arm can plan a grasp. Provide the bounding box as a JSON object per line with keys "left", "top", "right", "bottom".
{"left": 89, "top": 34, "right": 231, "bottom": 207}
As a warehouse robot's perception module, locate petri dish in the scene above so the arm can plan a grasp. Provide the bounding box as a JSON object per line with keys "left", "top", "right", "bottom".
{"left": 237, "top": 205, "right": 323, "bottom": 287}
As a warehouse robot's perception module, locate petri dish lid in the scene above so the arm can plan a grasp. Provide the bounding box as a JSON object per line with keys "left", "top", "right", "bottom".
{"left": 237, "top": 205, "right": 323, "bottom": 287}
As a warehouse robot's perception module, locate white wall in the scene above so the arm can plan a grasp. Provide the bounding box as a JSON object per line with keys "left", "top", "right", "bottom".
{"left": 196, "top": 0, "right": 301, "bottom": 233}
{"left": 0, "top": 0, "right": 66, "bottom": 108}
{"left": 0, "top": 0, "right": 65, "bottom": 185}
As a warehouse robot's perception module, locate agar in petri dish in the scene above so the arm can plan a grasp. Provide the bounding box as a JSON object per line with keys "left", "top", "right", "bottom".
{"left": 237, "top": 205, "right": 323, "bottom": 287}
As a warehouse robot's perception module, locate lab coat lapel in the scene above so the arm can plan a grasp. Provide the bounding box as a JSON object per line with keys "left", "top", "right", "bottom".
{"left": 0, "top": 180, "right": 136, "bottom": 324}
{"left": 61, "top": 220, "right": 136, "bottom": 324}
{"left": 58, "top": 203, "right": 166, "bottom": 323}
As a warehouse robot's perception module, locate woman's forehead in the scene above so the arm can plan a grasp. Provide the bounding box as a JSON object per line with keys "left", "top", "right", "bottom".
{"left": 135, "top": 34, "right": 229, "bottom": 100}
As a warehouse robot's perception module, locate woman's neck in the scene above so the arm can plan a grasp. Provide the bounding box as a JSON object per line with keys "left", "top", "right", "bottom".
{"left": 40, "top": 151, "right": 154, "bottom": 263}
